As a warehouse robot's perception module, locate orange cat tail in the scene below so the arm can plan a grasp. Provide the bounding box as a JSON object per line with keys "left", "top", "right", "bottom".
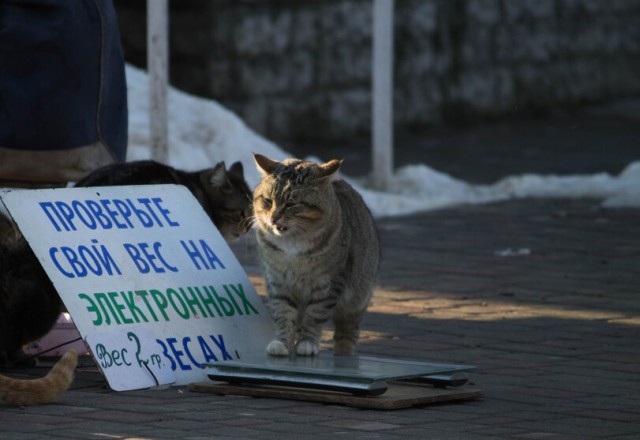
{"left": 0, "top": 349, "right": 78, "bottom": 406}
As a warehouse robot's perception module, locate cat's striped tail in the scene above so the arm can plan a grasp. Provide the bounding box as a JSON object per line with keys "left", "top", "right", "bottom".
{"left": 0, "top": 349, "right": 78, "bottom": 406}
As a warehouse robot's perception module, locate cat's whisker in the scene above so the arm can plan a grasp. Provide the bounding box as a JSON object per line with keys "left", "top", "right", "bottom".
{"left": 241, "top": 215, "right": 259, "bottom": 231}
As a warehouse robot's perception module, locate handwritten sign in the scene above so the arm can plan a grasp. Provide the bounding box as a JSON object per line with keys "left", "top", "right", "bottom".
{"left": 85, "top": 327, "right": 175, "bottom": 390}
{"left": 1, "top": 185, "right": 274, "bottom": 389}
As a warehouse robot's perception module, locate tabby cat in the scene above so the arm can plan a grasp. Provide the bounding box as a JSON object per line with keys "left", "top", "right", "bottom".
{"left": 0, "top": 229, "right": 77, "bottom": 406}
{"left": 75, "top": 160, "right": 253, "bottom": 242}
{"left": 252, "top": 154, "right": 380, "bottom": 356}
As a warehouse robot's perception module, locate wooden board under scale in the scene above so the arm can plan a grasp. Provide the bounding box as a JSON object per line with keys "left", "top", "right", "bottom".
{"left": 188, "top": 381, "right": 485, "bottom": 410}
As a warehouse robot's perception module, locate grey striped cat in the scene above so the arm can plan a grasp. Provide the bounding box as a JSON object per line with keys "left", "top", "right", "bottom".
{"left": 252, "top": 154, "right": 380, "bottom": 356}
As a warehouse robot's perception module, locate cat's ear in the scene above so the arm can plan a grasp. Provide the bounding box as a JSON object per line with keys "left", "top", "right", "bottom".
{"left": 208, "top": 162, "right": 228, "bottom": 187}
{"left": 254, "top": 153, "right": 279, "bottom": 176}
{"left": 317, "top": 159, "right": 343, "bottom": 183}
{"left": 228, "top": 161, "right": 244, "bottom": 178}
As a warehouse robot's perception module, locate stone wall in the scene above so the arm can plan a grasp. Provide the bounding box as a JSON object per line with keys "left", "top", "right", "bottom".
{"left": 114, "top": 0, "right": 640, "bottom": 144}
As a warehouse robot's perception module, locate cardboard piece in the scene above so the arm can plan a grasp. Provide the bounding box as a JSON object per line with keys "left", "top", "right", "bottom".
{"left": 188, "top": 381, "right": 485, "bottom": 410}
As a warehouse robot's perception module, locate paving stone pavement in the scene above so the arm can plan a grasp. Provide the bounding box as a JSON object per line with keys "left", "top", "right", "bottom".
{"left": 2, "top": 103, "right": 640, "bottom": 439}
{"left": 2, "top": 196, "right": 639, "bottom": 439}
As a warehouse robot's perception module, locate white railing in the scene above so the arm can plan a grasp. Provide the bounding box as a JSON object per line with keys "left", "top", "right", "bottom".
{"left": 372, "top": 0, "right": 394, "bottom": 190}
{"left": 147, "top": 0, "right": 169, "bottom": 163}
{"left": 145, "top": 1, "right": 394, "bottom": 189}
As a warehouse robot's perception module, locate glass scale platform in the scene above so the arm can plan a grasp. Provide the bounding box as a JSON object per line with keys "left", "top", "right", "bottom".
{"left": 204, "top": 354, "right": 476, "bottom": 396}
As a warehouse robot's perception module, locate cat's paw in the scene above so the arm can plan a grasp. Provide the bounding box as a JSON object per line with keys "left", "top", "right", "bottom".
{"left": 295, "top": 340, "right": 319, "bottom": 356}
{"left": 333, "top": 341, "right": 355, "bottom": 356}
{"left": 266, "top": 340, "right": 289, "bottom": 356}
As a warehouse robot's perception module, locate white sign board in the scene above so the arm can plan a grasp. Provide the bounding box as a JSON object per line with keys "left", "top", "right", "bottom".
{"left": 1, "top": 185, "right": 274, "bottom": 389}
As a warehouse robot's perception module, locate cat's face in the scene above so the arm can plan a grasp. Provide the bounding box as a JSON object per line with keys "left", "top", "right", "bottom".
{"left": 202, "top": 161, "right": 253, "bottom": 242}
{"left": 252, "top": 155, "right": 342, "bottom": 238}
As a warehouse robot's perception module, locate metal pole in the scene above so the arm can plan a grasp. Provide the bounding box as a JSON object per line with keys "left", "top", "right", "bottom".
{"left": 371, "top": 0, "right": 394, "bottom": 190}
{"left": 147, "top": 0, "right": 169, "bottom": 163}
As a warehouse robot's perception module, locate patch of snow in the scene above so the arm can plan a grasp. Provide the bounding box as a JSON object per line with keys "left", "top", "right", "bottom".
{"left": 94, "top": 64, "right": 640, "bottom": 217}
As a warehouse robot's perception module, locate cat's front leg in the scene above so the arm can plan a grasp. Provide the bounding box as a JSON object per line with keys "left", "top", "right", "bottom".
{"left": 332, "top": 313, "right": 362, "bottom": 356}
{"left": 266, "top": 296, "right": 298, "bottom": 357}
{"left": 333, "top": 299, "right": 368, "bottom": 356}
{"left": 295, "top": 290, "right": 338, "bottom": 356}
